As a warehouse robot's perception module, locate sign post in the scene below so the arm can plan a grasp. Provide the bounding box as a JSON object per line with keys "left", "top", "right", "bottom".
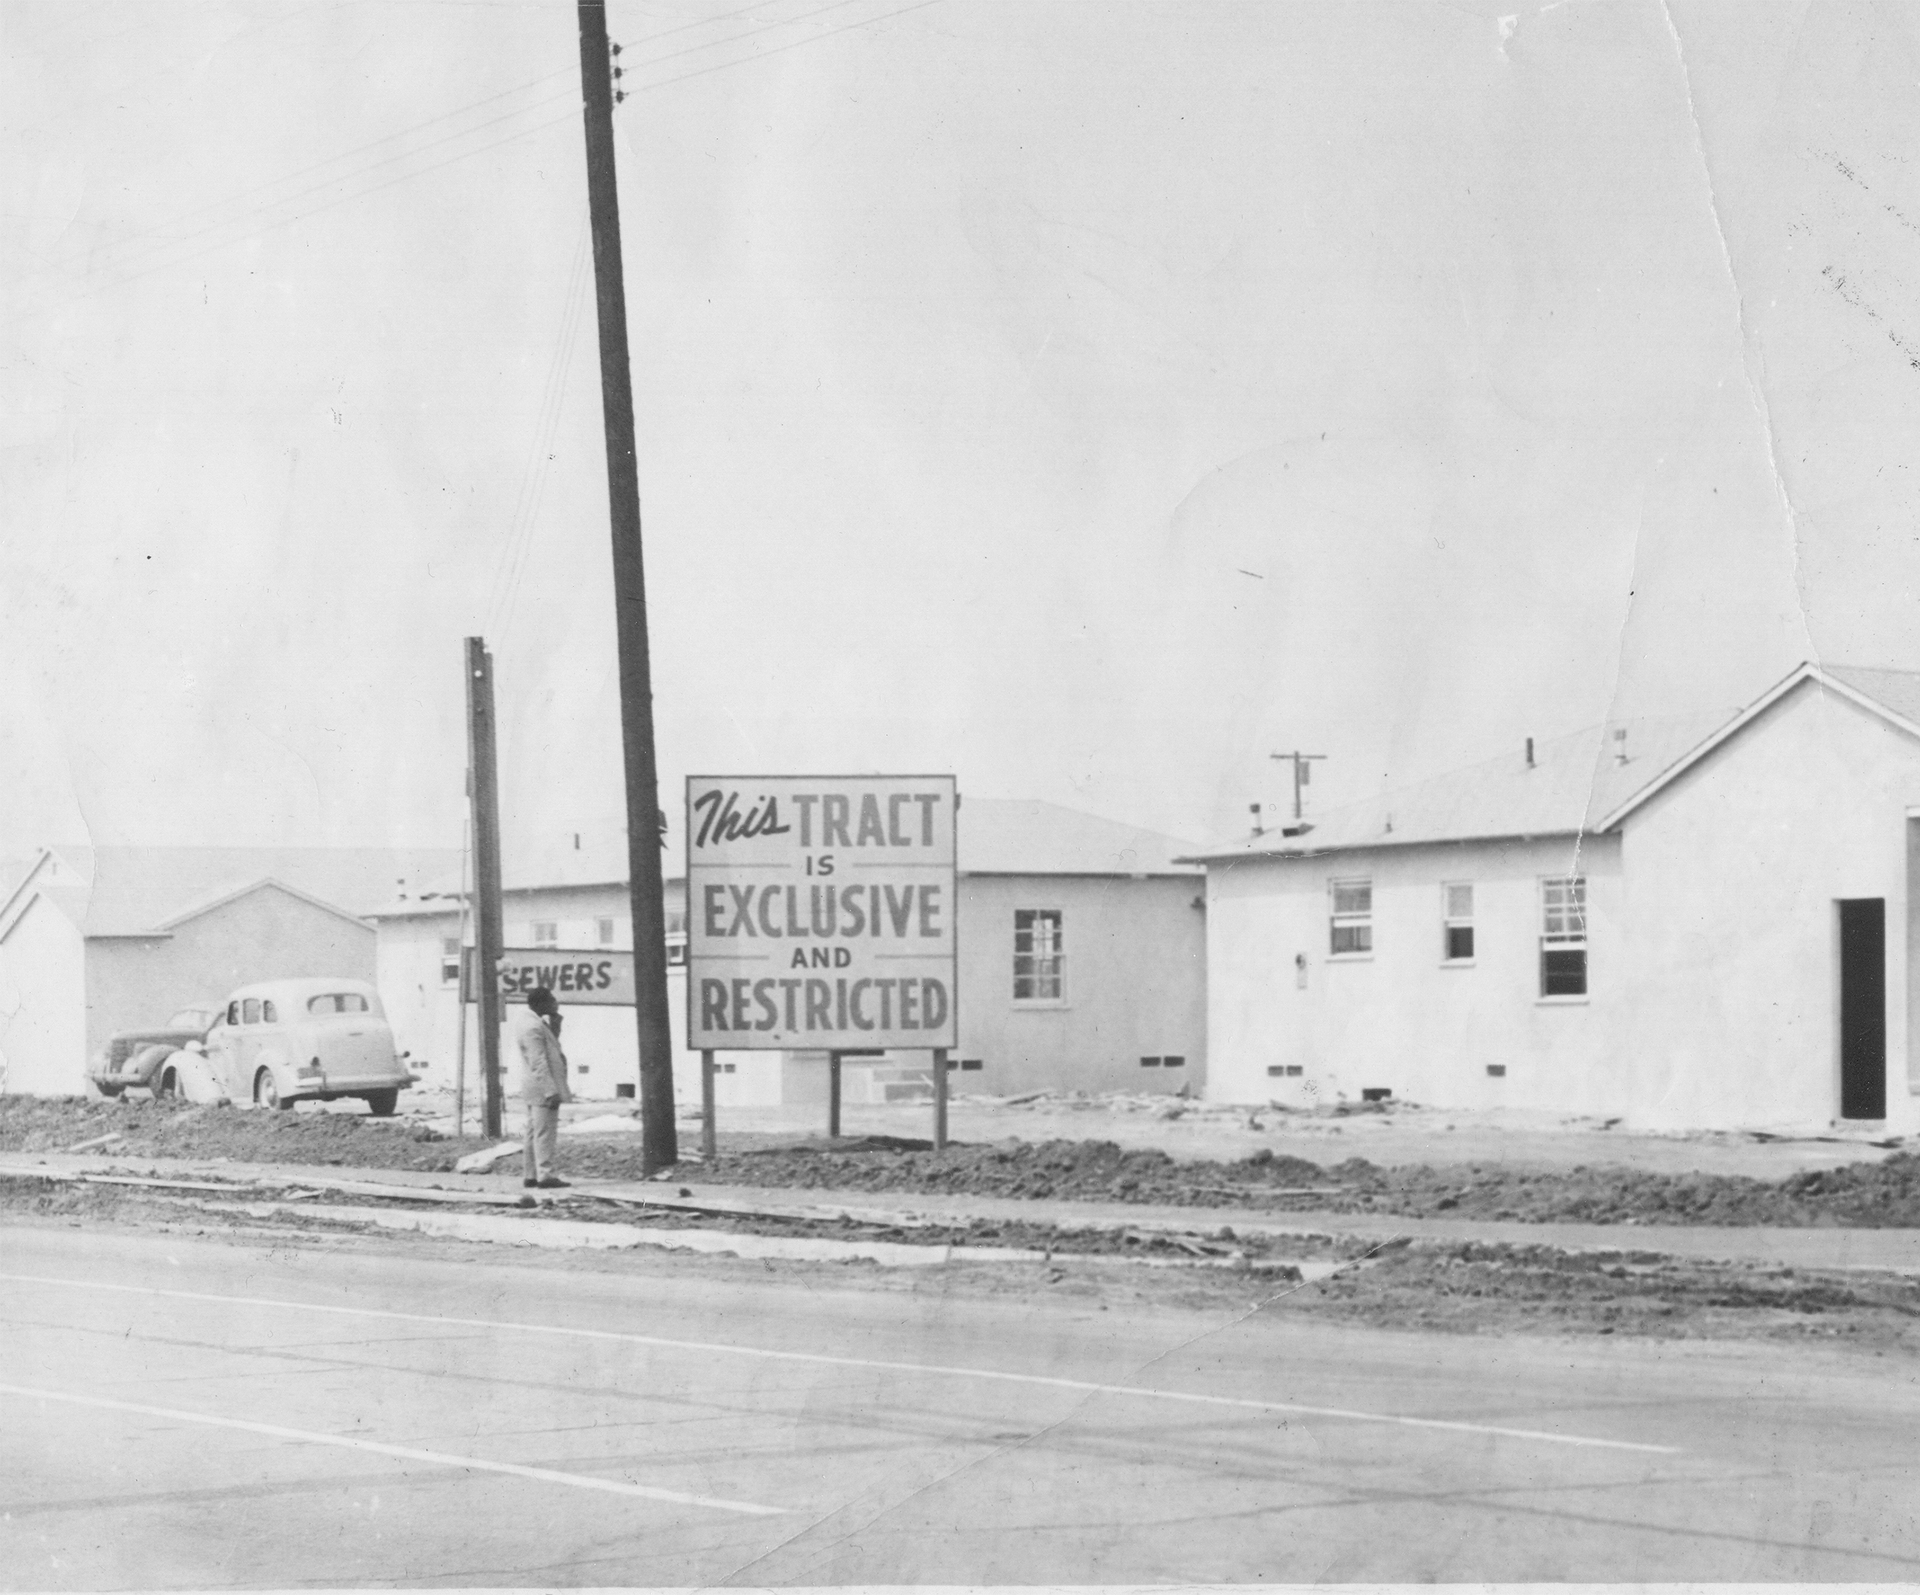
{"left": 700, "top": 1049, "right": 716, "bottom": 1163}
{"left": 687, "top": 775, "right": 959, "bottom": 1141}
{"left": 932, "top": 1046, "right": 949, "bottom": 1150}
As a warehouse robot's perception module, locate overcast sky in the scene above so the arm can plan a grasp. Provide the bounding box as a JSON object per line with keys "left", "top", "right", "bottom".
{"left": 5, "top": 0, "right": 1918, "bottom": 864}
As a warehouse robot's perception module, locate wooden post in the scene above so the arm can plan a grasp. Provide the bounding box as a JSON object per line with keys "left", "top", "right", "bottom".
{"left": 700, "top": 1049, "right": 716, "bottom": 1164}
{"left": 464, "top": 638, "right": 506, "bottom": 1140}
{"left": 576, "top": 1, "right": 677, "bottom": 1173}
{"left": 932, "top": 1047, "right": 949, "bottom": 1150}
{"left": 452, "top": 813, "right": 472, "bottom": 1138}
{"left": 828, "top": 1051, "right": 841, "bottom": 1140}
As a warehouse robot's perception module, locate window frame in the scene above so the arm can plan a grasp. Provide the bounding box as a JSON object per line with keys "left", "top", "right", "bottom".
{"left": 441, "top": 936, "right": 463, "bottom": 986}
{"left": 1328, "top": 877, "right": 1373, "bottom": 959}
{"left": 1012, "top": 907, "right": 1067, "bottom": 1004}
{"left": 1538, "top": 875, "right": 1589, "bottom": 1000}
{"left": 1441, "top": 881, "right": 1476, "bottom": 964}
{"left": 531, "top": 921, "right": 559, "bottom": 948}
{"left": 596, "top": 917, "right": 616, "bottom": 947}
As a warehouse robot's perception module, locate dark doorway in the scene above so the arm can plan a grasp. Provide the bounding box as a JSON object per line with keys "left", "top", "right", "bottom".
{"left": 1838, "top": 898, "right": 1887, "bottom": 1121}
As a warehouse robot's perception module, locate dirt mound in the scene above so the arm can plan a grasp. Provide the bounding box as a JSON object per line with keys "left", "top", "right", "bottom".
{"left": 0, "top": 1097, "right": 463, "bottom": 1170}
{"left": 708, "top": 1138, "right": 1344, "bottom": 1203}
{"left": 1306, "top": 1239, "right": 1920, "bottom": 1343}
{"left": 13, "top": 1099, "right": 1920, "bottom": 1229}
{"left": 694, "top": 1139, "right": 1920, "bottom": 1227}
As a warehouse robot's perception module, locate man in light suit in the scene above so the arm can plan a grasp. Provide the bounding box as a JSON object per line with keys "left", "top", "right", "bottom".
{"left": 517, "top": 986, "right": 571, "bottom": 1189}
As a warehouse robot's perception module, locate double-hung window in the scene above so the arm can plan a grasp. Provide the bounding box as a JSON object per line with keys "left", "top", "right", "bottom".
{"left": 1540, "top": 876, "right": 1588, "bottom": 996}
{"left": 1329, "top": 879, "right": 1372, "bottom": 956}
{"left": 1442, "top": 883, "right": 1475, "bottom": 962}
{"left": 1013, "top": 909, "right": 1065, "bottom": 1001}
{"left": 441, "top": 937, "right": 463, "bottom": 985}
{"left": 532, "top": 921, "right": 559, "bottom": 947}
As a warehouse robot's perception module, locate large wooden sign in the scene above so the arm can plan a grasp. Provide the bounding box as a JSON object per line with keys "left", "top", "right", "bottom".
{"left": 685, "top": 774, "right": 958, "bottom": 1050}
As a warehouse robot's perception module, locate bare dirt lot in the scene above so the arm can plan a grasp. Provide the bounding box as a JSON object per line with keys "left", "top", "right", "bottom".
{"left": 8, "top": 1175, "right": 1919, "bottom": 1351}
{"left": 12, "top": 1095, "right": 1920, "bottom": 1229}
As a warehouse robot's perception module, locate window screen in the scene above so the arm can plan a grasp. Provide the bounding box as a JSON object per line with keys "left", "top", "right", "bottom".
{"left": 1330, "top": 879, "right": 1372, "bottom": 955}
{"left": 1014, "top": 909, "right": 1064, "bottom": 1000}
{"left": 1540, "top": 877, "right": 1588, "bottom": 996}
{"left": 1443, "top": 882, "right": 1475, "bottom": 961}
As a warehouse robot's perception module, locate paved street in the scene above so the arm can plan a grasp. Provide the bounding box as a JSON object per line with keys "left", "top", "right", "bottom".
{"left": 3, "top": 1223, "right": 1918, "bottom": 1586}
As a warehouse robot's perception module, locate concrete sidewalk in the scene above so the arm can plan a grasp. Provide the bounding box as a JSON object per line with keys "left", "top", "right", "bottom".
{"left": 9, "top": 1147, "right": 1920, "bottom": 1274}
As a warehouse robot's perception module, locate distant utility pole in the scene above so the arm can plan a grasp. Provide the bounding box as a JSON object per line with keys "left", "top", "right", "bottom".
{"left": 464, "top": 637, "right": 506, "bottom": 1139}
{"left": 576, "top": 0, "right": 676, "bottom": 1171}
{"left": 1270, "top": 751, "right": 1327, "bottom": 823}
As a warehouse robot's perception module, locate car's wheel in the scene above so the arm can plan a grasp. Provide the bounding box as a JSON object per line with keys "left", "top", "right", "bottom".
{"left": 254, "top": 1069, "right": 292, "bottom": 1111}
{"left": 363, "top": 1088, "right": 399, "bottom": 1118}
{"left": 157, "top": 1067, "right": 179, "bottom": 1099}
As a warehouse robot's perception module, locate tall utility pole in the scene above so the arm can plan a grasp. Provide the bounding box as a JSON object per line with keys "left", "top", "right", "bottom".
{"left": 464, "top": 637, "right": 507, "bottom": 1138}
{"left": 576, "top": 0, "right": 676, "bottom": 1171}
{"left": 1270, "top": 751, "right": 1327, "bottom": 823}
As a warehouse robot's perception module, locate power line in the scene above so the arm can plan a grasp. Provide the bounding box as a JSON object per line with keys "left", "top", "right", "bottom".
{"left": 16, "top": 0, "right": 949, "bottom": 323}
{"left": 60, "top": 87, "right": 579, "bottom": 291}
{"left": 47, "top": 0, "right": 918, "bottom": 295}
{"left": 624, "top": 0, "right": 945, "bottom": 94}
{"left": 52, "top": 64, "right": 581, "bottom": 274}
{"left": 627, "top": 0, "right": 878, "bottom": 74}
{"left": 11, "top": 107, "right": 582, "bottom": 326}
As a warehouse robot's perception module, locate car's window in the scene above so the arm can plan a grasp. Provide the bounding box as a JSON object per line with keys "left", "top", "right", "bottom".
{"left": 226, "top": 1001, "right": 241, "bottom": 1026}
{"left": 242, "top": 998, "right": 261, "bottom": 1025}
{"left": 261, "top": 1000, "right": 277, "bottom": 1023}
{"left": 307, "top": 992, "right": 370, "bottom": 1015}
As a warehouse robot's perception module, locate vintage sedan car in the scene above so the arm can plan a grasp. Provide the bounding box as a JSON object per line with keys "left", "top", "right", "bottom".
{"left": 199, "top": 977, "right": 413, "bottom": 1115}
{"left": 88, "top": 1007, "right": 218, "bottom": 1097}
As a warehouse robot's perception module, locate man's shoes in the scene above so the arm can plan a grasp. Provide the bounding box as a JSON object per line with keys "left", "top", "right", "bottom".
{"left": 523, "top": 1179, "right": 538, "bottom": 1188}
{"left": 536, "top": 1177, "right": 570, "bottom": 1189}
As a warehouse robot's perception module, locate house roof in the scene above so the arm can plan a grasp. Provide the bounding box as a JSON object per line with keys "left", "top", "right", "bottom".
{"left": 0, "top": 850, "right": 90, "bottom": 941}
{"left": 1597, "top": 662, "right": 1920, "bottom": 828}
{"left": 1187, "top": 661, "right": 1920, "bottom": 867}
{"left": 955, "top": 798, "right": 1199, "bottom": 876}
{"left": 367, "top": 800, "right": 1200, "bottom": 915}
{"left": 1185, "top": 712, "right": 1738, "bottom": 864}
{"left": 2, "top": 846, "right": 463, "bottom": 938}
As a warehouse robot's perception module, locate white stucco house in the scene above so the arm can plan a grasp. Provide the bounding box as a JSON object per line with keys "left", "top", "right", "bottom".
{"left": 1191, "top": 663, "right": 1920, "bottom": 1134}
{"left": 372, "top": 799, "right": 1206, "bottom": 1106}
{"left": 364, "top": 836, "right": 748, "bottom": 1107}
{"left": 0, "top": 845, "right": 459, "bottom": 1096}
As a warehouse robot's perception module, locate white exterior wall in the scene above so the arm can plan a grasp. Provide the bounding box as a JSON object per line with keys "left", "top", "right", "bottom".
{"left": 0, "top": 895, "right": 88, "bottom": 1095}
{"left": 1204, "top": 834, "right": 1618, "bottom": 1115}
{"left": 374, "top": 896, "right": 778, "bottom": 1107}
{"left": 1612, "top": 684, "right": 1920, "bottom": 1132}
{"left": 1206, "top": 683, "right": 1920, "bottom": 1134}
{"left": 951, "top": 874, "right": 1207, "bottom": 1094}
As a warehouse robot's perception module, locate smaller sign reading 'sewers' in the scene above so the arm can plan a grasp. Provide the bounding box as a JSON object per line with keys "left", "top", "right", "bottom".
{"left": 685, "top": 775, "right": 958, "bottom": 1050}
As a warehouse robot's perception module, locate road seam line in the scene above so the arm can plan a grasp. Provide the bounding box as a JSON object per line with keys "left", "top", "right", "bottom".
{"left": 0, "top": 1380, "right": 787, "bottom": 1516}
{"left": 0, "top": 1271, "right": 1680, "bottom": 1455}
